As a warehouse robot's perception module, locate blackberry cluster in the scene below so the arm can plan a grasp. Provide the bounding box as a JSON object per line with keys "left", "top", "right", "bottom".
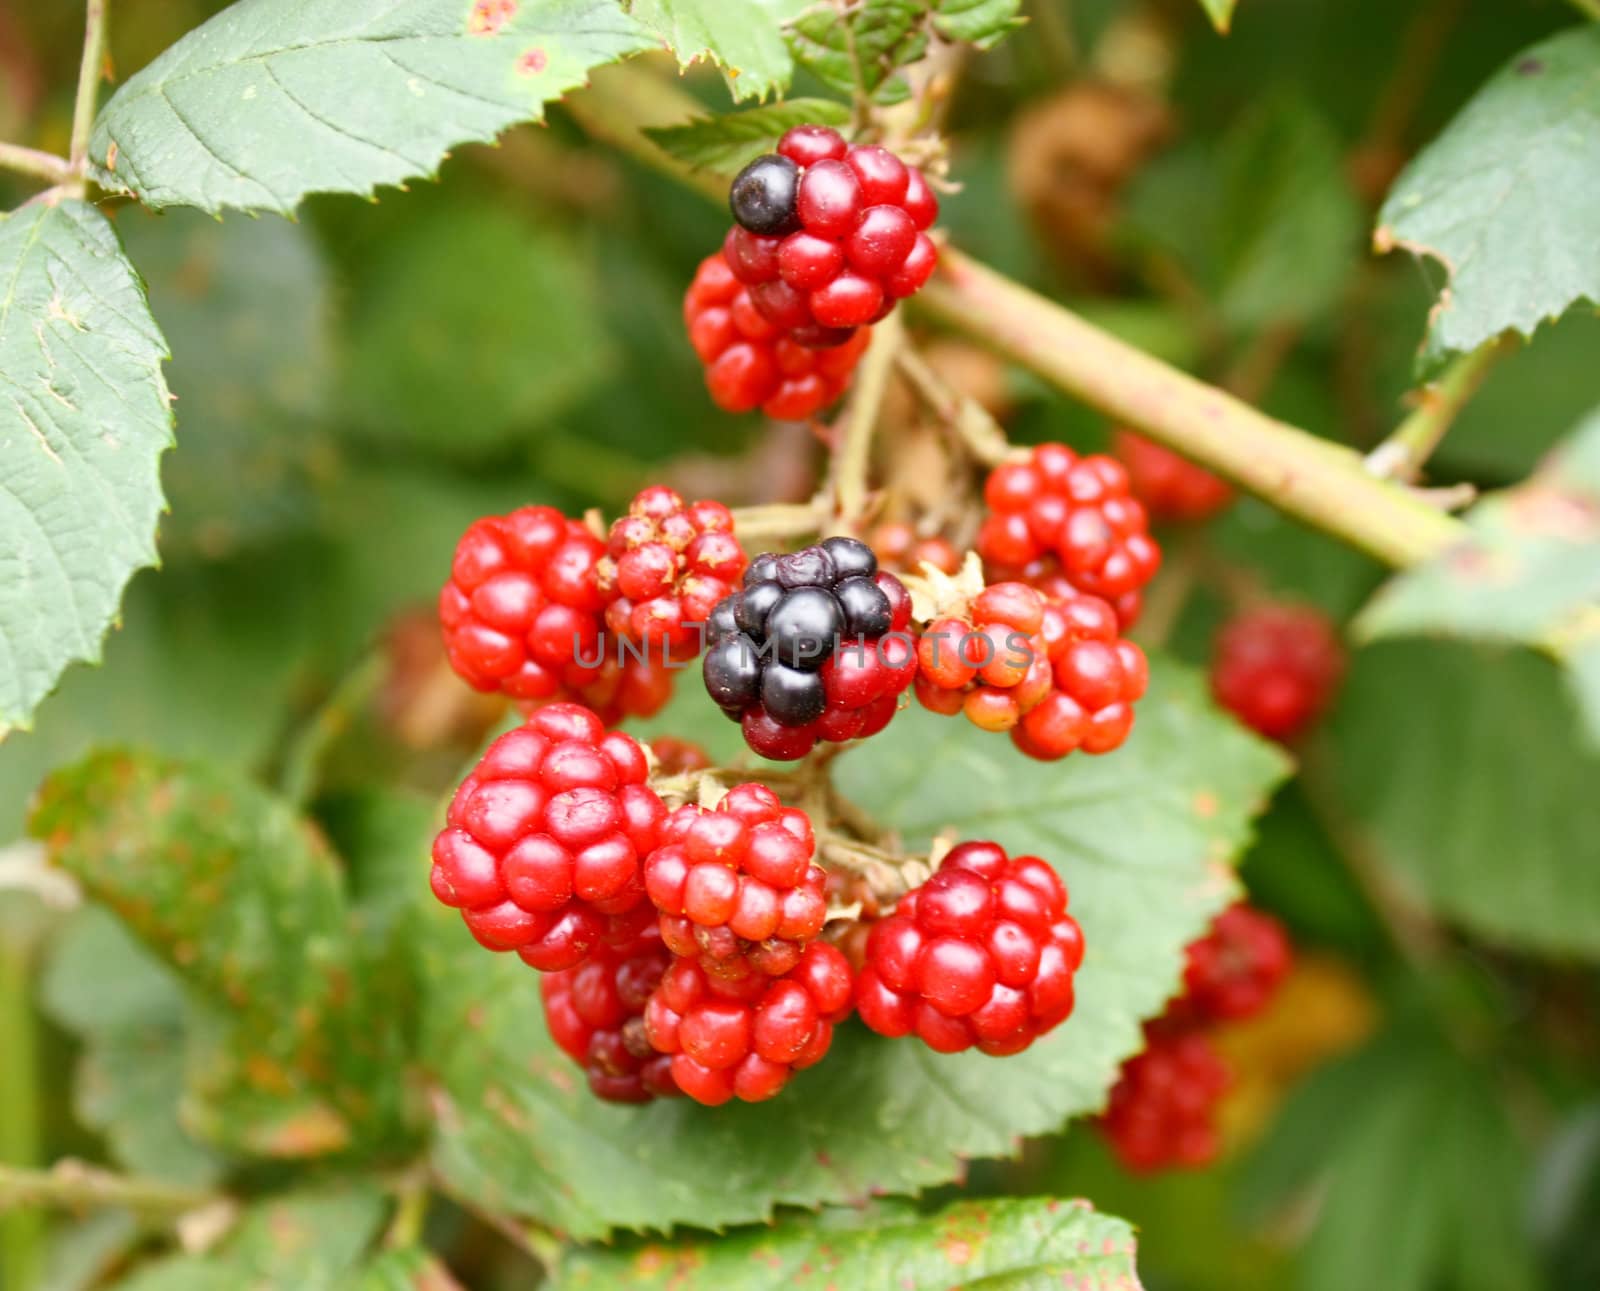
{"left": 1100, "top": 901, "right": 1293, "bottom": 1172}
{"left": 541, "top": 930, "right": 680, "bottom": 1103}
{"left": 855, "top": 841, "right": 1084, "bottom": 1056}
{"left": 977, "top": 443, "right": 1161, "bottom": 629}
{"left": 644, "top": 940, "right": 854, "bottom": 1105}
{"left": 429, "top": 704, "right": 667, "bottom": 972}
{"left": 1211, "top": 603, "right": 1345, "bottom": 743}
{"left": 645, "top": 784, "right": 830, "bottom": 979}
{"left": 685, "top": 251, "right": 872, "bottom": 418}
{"left": 597, "top": 485, "right": 747, "bottom": 659}
{"left": 702, "top": 536, "right": 916, "bottom": 761}
{"left": 724, "top": 126, "right": 939, "bottom": 335}
{"left": 1102, "top": 1024, "right": 1232, "bottom": 1173}
{"left": 1113, "top": 430, "right": 1233, "bottom": 524}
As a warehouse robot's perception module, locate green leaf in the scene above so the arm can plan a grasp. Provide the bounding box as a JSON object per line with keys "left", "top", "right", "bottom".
{"left": 644, "top": 99, "right": 851, "bottom": 175}
{"left": 787, "top": 0, "right": 926, "bottom": 104}
{"left": 1357, "top": 407, "right": 1600, "bottom": 745}
{"left": 626, "top": 0, "right": 811, "bottom": 103}
{"left": 106, "top": 1187, "right": 388, "bottom": 1291}
{"left": 555, "top": 1196, "right": 1139, "bottom": 1289}
{"left": 1376, "top": 27, "right": 1600, "bottom": 359}
{"left": 30, "top": 751, "right": 412, "bottom": 1157}
{"left": 930, "top": 0, "right": 1025, "bottom": 49}
{"left": 424, "top": 660, "right": 1287, "bottom": 1236}
{"left": 40, "top": 908, "right": 226, "bottom": 1187}
{"left": 1197, "top": 0, "right": 1238, "bottom": 33}
{"left": 87, "top": 0, "right": 656, "bottom": 215}
{"left": 0, "top": 200, "right": 172, "bottom": 733}
{"left": 1247, "top": 1028, "right": 1536, "bottom": 1291}
{"left": 339, "top": 203, "right": 612, "bottom": 458}
{"left": 1325, "top": 641, "right": 1600, "bottom": 959}
{"left": 117, "top": 208, "right": 332, "bottom": 556}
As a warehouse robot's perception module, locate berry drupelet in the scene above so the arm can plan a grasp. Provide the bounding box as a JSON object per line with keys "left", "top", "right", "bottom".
{"left": 702, "top": 536, "right": 916, "bottom": 760}
{"left": 855, "top": 841, "right": 1084, "bottom": 1056}
{"left": 725, "top": 125, "right": 940, "bottom": 333}
{"left": 1113, "top": 430, "right": 1233, "bottom": 524}
{"left": 977, "top": 443, "right": 1161, "bottom": 629}
{"left": 429, "top": 704, "right": 668, "bottom": 971}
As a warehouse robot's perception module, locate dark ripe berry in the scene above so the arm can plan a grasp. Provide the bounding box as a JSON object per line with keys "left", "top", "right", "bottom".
{"left": 1211, "top": 604, "right": 1344, "bottom": 743}
{"left": 1179, "top": 902, "right": 1292, "bottom": 1024}
{"left": 762, "top": 663, "right": 827, "bottom": 724}
{"left": 835, "top": 576, "right": 892, "bottom": 636}
{"left": 822, "top": 534, "right": 878, "bottom": 580}
{"left": 776, "top": 546, "right": 836, "bottom": 588}
{"left": 778, "top": 123, "right": 849, "bottom": 168}
{"left": 765, "top": 587, "right": 843, "bottom": 669}
{"left": 745, "top": 554, "right": 781, "bottom": 586}
{"left": 1101, "top": 1024, "right": 1231, "bottom": 1173}
{"left": 741, "top": 706, "right": 819, "bottom": 760}
{"left": 703, "top": 636, "right": 763, "bottom": 712}
{"left": 856, "top": 840, "right": 1083, "bottom": 1055}
{"left": 730, "top": 153, "right": 802, "bottom": 236}
{"left": 706, "top": 594, "right": 739, "bottom": 643}
{"left": 735, "top": 580, "right": 784, "bottom": 639}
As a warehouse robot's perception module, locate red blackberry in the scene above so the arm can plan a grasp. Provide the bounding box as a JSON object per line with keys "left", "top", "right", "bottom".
{"left": 685, "top": 252, "right": 870, "bottom": 418}
{"left": 1010, "top": 586, "right": 1149, "bottom": 761}
{"left": 563, "top": 652, "right": 676, "bottom": 727}
{"left": 597, "top": 486, "right": 747, "bottom": 660}
{"left": 701, "top": 537, "right": 916, "bottom": 761}
{"left": 870, "top": 521, "right": 962, "bottom": 576}
{"left": 1113, "top": 430, "right": 1233, "bottom": 524}
{"left": 1102, "top": 1024, "right": 1231, "bottom": 1173}
{"left": 913, "top": 580, "right": 1055, "bottom": 734}
{"left": 541, "top": 930, "right": 680, "bottom": 1102}
{"left": 1180, "top": 902, "right": 1292, "bottom": 1024}
{"left": 429, "top": 703, "right": 668, "bottom": 971}
{"left": 725, "top": 126, "right": 940, "bottom": 333}
{"left": 647, "top": 736, "right": 712, "bottom": 776}
{"left": 977, "top": 444, "right": 1161, "bottom": 627}
{"left": 438, "top": 506, "right": 608, "bottom": 702}
{"left": 1211, "top": 604, "right": 1344, "bottom": 742}
{"left": 855, "top": 841, "right": 1084, "bottom": 1056}
{"left": 643, "top": 940, "right": 854, "bottom": 1105}
{"left": 645, "top": 784, "right": 829, "bottom": 979}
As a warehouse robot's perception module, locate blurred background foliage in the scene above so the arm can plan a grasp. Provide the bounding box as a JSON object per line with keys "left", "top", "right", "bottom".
{"left": 2, "top": 0, "right": 1599, "bottom": 1288}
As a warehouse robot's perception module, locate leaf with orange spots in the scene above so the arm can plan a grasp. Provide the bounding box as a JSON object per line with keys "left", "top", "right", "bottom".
{"left": 87, "top": 0, "right": 657, "bottom": 216}
{"left": 556, "top": 1197, "right": 1140, "bottom": 1290}
{"left": 30, "top": 750, "right": 415, "bottom": 1159}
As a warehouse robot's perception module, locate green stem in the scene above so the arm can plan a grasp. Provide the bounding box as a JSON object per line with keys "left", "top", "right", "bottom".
{"left": 0, "top": 1163, "right": 214, "bottom": 1216}
{"left": 1364, "top": 335, "right": 1513, "bottom": 482}
{"left": 833, "top": 311, "right": 903, "bottom": 527}
{"left": 280, "top": 654, "right": 386, "bottom": 807}
{"left": 0, "top": 941, "right": 42, "bottom": 1290}
{"left": 917, "top": 249, "right": 1469, "bottom": 570}
{"left": 69, "top": 0, "right": 109, "bottom": 180}
{"left": 0, "top": 141, "right": 73, "bottom": 187}
{"left": 728, "top": 501, "right": 827, "bottom": 544}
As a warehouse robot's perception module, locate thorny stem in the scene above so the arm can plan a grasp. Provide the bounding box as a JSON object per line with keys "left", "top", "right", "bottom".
{"left": 1364, "top": 336, "right": 1513, "bottom": 482}
{"left": 917, "top": 249, "right": 1471, "bottom": 570}
{"left": 0, "top": 1162, "right": 216, "bottom": 1216}
{"left": 0, "top": 142, "right": 73, "bottom": 187}
{"left": 69, "top": 0, "right": 109, "bottom": 185}
{"left": 832, "top": 311, "right": 904, "bottom": 528}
